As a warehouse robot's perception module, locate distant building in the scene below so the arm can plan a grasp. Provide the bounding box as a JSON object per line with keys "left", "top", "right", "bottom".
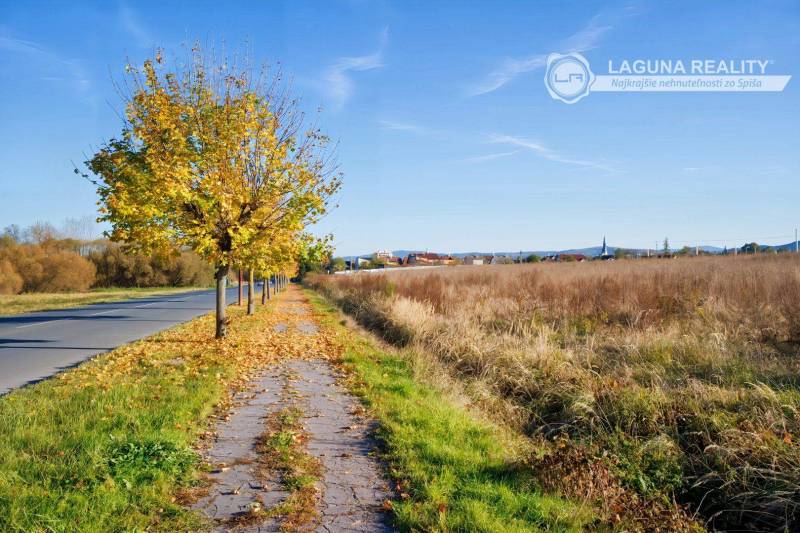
{"left": 490, "top": 255, "right": 514, "bottom": 265}
{"left": 372, "top": 250, "right": 402, "bottom": 267}
{"left": 406, "top": 252, "right": 455, "bottom": 266}
{"left": 597, "top": 236, "right": 614, "bottom": 260}
{"left": 406, "top": 252, "right": 432, "bottom": 265}
{"left": 463, "top": 255, "right": 484, "bottom": 265}
{"left": 345, "top": 257, "right": 372, "bottom": 270}
{"left": 555, "top": 253, "right": 587, "bottom": 262}
{"left": 543, "top": 253, "right": 586, "bottom": 262}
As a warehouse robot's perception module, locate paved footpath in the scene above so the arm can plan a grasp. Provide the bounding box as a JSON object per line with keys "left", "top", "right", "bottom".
{"left": 194, "top": 288, "right": 394, "bottom": 532}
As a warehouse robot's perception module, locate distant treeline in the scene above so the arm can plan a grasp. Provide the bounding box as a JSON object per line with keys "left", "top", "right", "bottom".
{"left": 0, "top": 222, "right": 213, "bottom": 294}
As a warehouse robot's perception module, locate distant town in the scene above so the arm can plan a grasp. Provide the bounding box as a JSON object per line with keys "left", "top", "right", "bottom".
{"left": 337, "top": 236, "right": 800, "bottom": 271}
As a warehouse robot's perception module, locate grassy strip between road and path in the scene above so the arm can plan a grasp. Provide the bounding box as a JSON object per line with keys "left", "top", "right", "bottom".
{"left": 256, "top": 406, "right": 322, "bottom": 530}
{"left": 307, "top": 289, "right": 596, "bottom": 532}
{"left": 0, "top": 286, "right": 212, "bottom": 316}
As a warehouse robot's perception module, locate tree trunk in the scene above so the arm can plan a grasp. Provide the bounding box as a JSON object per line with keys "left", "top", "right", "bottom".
{"left": 262, "top": 276, "right": 268, "bottom": 303}
{"left": 238, "top": 269, "right": 243, "bottom": 306}
{"left": 215, "top": 264, "right": 227, "bottom": 339}
{"left": 247, "top": 269, "right": 255, "bottom": 315}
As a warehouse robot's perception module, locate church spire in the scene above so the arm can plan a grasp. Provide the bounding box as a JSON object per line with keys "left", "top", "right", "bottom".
{"left": 601, "top": 236, "right": 609, "bottom": 256}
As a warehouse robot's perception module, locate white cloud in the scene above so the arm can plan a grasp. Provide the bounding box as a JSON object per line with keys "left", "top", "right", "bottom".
{"left": 0, "top": 34, "right": 45, "bottom": 54}
{"left": 323, "top": 27, "right": 388, "bottom": 110}
{"left": 118, "top": 2, "right": 153, "bottom": 48}
{"left": 378, "top": 120, "right": 427, "bottom": 135}
{"left": 460, "top": 150, "right": 520, "bottom": 164}
{"left": 466, "top": 3, "right": 645, "bottom": 96}
{"left": 468, "top": 18, "right": 610, "bottom": 96}
{"left": 488, "top": 133, "right": 617, "bottom": 172}
{"left": 0, "top": 33, "right": 91, "bottom": 96}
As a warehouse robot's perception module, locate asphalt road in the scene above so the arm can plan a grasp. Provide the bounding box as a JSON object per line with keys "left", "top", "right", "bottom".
{"left": 0, "top": 286, "right": 243, "bottom": 394}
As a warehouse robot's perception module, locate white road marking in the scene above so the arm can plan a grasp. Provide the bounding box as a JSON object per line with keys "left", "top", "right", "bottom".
{"left": 16, "top": 320, "right": 63, "bottom": 329}
{"left": 135, "top": 297, "right": 191, "bottom": 307}
{"left": 10, "top": 290, "right": 218, "bottom": 330}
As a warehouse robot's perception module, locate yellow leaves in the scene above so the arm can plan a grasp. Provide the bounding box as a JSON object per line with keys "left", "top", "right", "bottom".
{"left": 88, "top": 46, "right": 340, "bottom": 287}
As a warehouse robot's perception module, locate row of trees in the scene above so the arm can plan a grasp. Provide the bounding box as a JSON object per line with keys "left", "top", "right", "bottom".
{"left": 81, "top": 47, "right": 339, "bottom": 338}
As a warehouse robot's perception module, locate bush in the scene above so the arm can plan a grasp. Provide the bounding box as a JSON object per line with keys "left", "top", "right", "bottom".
{"left": 89, "top": 245, "right": 212, "bottom": 288}
{"left": 0, "top": 244, "right": 96, "bottom": 293}
{"left": 2, "top": 244, "right": 46, "bottom": 291}
{"left": 172, "top": 251, "right": 214, "bottom": 286}
{"left": 37, "top": 251, "right": 96, "bottom": 292}
{"left": 0, "top": 227, "right": 212, "bottom": 293}
{"left": 0, "top": 259, "right": 23, "bottom": 294}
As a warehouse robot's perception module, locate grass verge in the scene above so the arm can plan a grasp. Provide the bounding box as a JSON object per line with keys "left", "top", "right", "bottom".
{"left": 0, "top": 286, "right": 210, "bottom": 316}
{"left": 257, "top": 405, "right": 322, "bottom": 531}
{"left": 306, "top": 289, "right": 596, "bottom": 532}
{"left": 0, "top": 294, "right": 294, "bottom": 531}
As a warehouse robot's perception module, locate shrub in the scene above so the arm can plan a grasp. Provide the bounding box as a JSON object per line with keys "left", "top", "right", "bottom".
{"left": 0, "top": 230, "right": 213, "bottom": 292}
{"left": 2, "top": 243, "right": 46, "bottom": 291}
{"left": 36, "top": 251, "right": 96, "bottom": 292}
{"left": 0, "top": 259, "right": 23, "bottom": 294}
{"left": 0, "top": 242, "right": 96, "bottom": 292}
{"left": 171, "top": 251, "right": 214, "bottom": 286}
{"left": 89, "top": 245, "right": 213, "bottom": 288}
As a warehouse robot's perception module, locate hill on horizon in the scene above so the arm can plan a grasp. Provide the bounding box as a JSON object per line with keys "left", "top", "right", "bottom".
{"left": 344, "top": 241, "right": 798, "bottom": 259}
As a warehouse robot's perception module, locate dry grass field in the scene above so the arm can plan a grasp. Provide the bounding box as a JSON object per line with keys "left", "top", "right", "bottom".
{"left": 309, "top": 254, "right": 800, "bottom": 531}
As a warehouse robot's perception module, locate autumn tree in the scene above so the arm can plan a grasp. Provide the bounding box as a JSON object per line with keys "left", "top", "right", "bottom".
{"left": 243, "top": 228, "right": 304, "bottom": 311}
{"left": 83, "top": 47, "right": 340, "bottom": 337}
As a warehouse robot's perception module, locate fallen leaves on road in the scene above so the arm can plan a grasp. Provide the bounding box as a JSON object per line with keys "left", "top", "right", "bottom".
{"left": 52, "top": 289, "right": 343, "bottom": 407}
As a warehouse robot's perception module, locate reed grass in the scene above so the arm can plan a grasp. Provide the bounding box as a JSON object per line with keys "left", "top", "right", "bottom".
{"left": 309, "top": 254, "right": 800, "bottom": 531}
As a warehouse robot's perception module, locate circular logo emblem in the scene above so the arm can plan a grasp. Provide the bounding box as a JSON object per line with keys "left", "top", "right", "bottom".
{"left": 545, "top": 53, "right": 594, "bottom": 104}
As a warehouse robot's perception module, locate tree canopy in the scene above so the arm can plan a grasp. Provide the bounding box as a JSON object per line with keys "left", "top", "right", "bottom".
{"left": 82, "top": 46, "right": 340, "bottom": 337}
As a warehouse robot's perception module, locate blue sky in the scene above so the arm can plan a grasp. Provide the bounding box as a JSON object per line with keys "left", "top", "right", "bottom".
{"left": 1, "top": 1, "right": 798, "bottom": 255}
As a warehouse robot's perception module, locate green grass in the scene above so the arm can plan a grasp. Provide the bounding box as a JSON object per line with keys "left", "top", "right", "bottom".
{"left": 257, "top": 406, "right": 322, "bottom": 529}
{"left": 0, "top": 300, "right": 276, "bottom": 532}
{"left": 306, "top": 290, "right": 596, "bottom": 532}
{"left": 1, "top": 285, "right": 595, "bottom": 532}
{"left": 0, "top": 286, "right": 210, "bottom": 316}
